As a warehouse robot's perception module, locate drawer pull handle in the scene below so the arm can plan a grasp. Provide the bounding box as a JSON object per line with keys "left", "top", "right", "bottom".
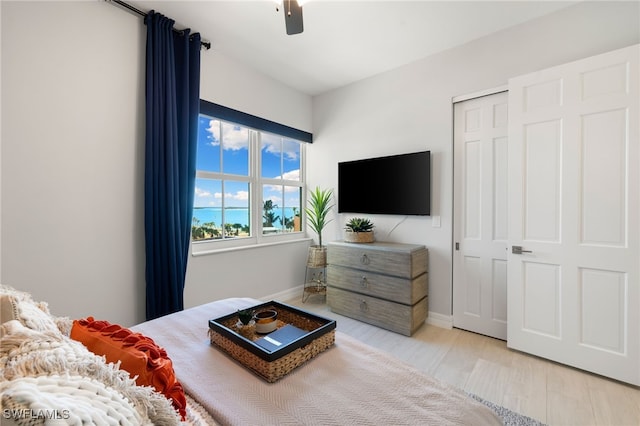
{"left": 360, "top": 276, "right": 368, "bottom": 287}
{"left": 360, "top": 300, "right": 368, "bottom": 312}
{"left": 360, "top": 254, "right": 370, "bottom": 265}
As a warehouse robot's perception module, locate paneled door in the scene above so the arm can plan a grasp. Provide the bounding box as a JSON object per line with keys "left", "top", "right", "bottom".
{"left": 453, "top": 91, "right": 509, "bottom": 340}
{"left": 507, "top": 44, "right": 639, "bottom": 385}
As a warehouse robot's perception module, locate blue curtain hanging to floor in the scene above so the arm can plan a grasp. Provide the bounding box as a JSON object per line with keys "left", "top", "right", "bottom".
{"left": 144, "top": 11, "right": 201, "bottom": 320}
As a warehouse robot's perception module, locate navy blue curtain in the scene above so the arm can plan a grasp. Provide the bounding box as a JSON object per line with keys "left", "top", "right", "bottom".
{"left": 144, "top": 12, "right": 201, "bottom": 320}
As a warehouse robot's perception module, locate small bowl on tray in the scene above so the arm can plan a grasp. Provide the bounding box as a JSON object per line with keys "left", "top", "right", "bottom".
{"left": 254, "top": 309, "right": 278, "bottom": 333}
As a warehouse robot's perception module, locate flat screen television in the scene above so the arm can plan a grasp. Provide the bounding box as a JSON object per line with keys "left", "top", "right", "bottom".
{"left": 338, "top": 151, "right": 431, "bottom": 216}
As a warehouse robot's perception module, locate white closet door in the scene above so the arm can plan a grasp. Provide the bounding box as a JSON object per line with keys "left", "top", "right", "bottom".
{"left": 507, "top": 44, "right": 639, "bottom": 385}
{"left": 453, "top": 91, "right": 509, "bottom": 340}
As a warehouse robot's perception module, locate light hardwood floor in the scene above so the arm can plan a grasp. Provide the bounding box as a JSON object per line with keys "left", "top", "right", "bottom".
{"left": 285, "top": 296, "right": 640, "bottom": 426}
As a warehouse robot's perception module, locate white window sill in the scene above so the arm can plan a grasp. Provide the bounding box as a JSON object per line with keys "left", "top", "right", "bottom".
{"left": 191, "top": 237, "right": 312, "bottom": 257}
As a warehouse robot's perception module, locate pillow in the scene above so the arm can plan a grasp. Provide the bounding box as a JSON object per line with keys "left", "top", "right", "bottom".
{"left": 71, "top": 317, "right": 187, "bottom": 420}
{"left": 0, "top": 294, "right": 19, "bottom": 324}
{"left": 0, "top": 286, "right": 60, "bottom": 334}
{"left": 0, "top": 320, "right": 181, "bottom": 425}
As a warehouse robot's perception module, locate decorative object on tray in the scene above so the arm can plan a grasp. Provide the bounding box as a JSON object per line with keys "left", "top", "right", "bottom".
{"left": 344, "top": 217, "right": 375, "bottom": 243}
{"left": 237, "top": 308, "right": 255, "bottom": 325}
{"left": 304, "top": 186, "right": 334, "bottom": 267}
{"left": 254, "top": 309, "right": 278, "bottom": 333}
{"left": 209, "top": 301, "right": 336, "bottom": 382}
{"left": 236, "top": 308, "right": 256, "bottom": 338}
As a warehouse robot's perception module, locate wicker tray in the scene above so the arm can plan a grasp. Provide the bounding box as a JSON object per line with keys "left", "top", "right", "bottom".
{"left": 208, "top": 301, "right": 336, "bottom": 382}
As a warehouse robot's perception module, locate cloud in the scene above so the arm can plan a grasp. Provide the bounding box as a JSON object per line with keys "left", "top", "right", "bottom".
{"left": 213, "top": 190, "right": 249, "bottom": 202}
{"left": 281, "top": 170, "right": 300, "bottom": 181}
{"left": 205, "top": 120, "right": 220, "bottom": 147}
{"left": 206, "top": 120, "right": 301, "bottom": 159}
{"left": 194, "top": 186, "right": 218, "bottom": 207}
{"left": 264, "top": 182, "right": 302, "bottom": 195}
{"left": 205, "top": 120, "right": 249, "bottom": 151}
{"left": 282, "top": 139, "right": 301, "bottom": 161}
{"left": 262, "top": 135, "right": 300, "bottom": 161}
{"left": 264, "top": 193, "right": 282, "bottom": 206}
{"left": 195, "top": 187, "right": 212, "bottom": 198}
{"left": 264, "top": 169, "right": 300, "bottom": 182}
{"left": 223, "top": 123, "right": 249, "bottom": 151}
{"left": 230, "top": 190, "right": 249, "bottom": 201}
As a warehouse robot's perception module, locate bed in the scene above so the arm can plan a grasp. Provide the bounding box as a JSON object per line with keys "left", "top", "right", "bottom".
{"left": 131, "top": 297, "right": 502, "bottom": 425}
{"left": 0, "top": 286, "right": 501, "bottom": 425}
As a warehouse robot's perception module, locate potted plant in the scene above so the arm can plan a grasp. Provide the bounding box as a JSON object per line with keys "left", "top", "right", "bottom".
{"left": 237, "top": 308, "right": 255, "bottom": 326}
{"left": 305, "top": 187, "right": 333, "bottom": 266}
{"left": 236, "top": 308, "right": 255, "bottom": 338}
{"left": 344, "top": 217, "right": 375, "bottom": 243}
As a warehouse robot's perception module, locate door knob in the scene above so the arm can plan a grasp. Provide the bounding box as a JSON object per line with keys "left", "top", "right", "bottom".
{"left": 512, "top": 245, "right": 533, "bottom": 254}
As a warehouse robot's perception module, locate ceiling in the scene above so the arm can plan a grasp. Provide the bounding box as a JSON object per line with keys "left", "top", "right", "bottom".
{"left": 129, "top": 1, "right": 577, "bottom": 96}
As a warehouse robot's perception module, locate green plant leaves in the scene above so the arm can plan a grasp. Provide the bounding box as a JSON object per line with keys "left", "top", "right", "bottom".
{"left": 304, "top": 187, "right": 333, "bottom": 247}
{"left": 345, "top": 217, "right": 374, "bottom": 232}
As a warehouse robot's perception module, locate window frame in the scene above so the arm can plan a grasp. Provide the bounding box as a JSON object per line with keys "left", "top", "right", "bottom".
{"left": 192, "top": 101, "right": 311, "bottom": 254}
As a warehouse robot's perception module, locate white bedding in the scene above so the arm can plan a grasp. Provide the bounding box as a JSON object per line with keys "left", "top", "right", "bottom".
{"left": 131, "top": 298, "right": 502, "bottom": 426}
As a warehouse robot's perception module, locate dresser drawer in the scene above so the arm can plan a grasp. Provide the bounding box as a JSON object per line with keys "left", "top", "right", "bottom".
{"left": 327, "top": 287, "right": 427, "bottom": 336}
{"left": 327, "top": 242, "right": 427, "bottom": 279}
{"left": 327, "top": 265, "right": 427, "bottom": 305}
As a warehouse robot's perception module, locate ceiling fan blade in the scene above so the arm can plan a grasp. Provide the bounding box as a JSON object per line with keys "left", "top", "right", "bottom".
{"left": 282, "top": 0, "right": 303, "bottom": 35}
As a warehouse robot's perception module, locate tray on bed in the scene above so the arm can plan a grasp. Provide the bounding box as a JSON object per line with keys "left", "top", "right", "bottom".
{"left": 208, "top": 300, "right": 336, "bottom": 382}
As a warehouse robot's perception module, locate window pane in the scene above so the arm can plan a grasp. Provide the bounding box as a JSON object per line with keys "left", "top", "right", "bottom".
{"left": 223, "top": 181, "right": 250, "bottom": 238}
{"left": 261, "top": 133, "right": 282, "bottom": 179}
{"left": 263, "top": 185, "right": 283, "bottom": 234}
{"left": 197, "top": 117, "right": 221, "bottom": 173}
{"left": 193, "top": 105, "right": 305, "bottom": 246}
{"left": 222, "top": 122, "right": 249, "bottom": 175}
{"left": 193, "top": 178, "right": 222, "bottom": 240}
{"left": 284, "top": 186, "right": 302, "bottom": 232}
{"left": 282, "top": 138, "right": 301, "bottom": 181}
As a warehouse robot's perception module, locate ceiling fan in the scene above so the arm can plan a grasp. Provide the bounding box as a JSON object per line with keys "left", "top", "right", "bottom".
{"left": 275, "top": 0, "right": 305, "bottom": 35}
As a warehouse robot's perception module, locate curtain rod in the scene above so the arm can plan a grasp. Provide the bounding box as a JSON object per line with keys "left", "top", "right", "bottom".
{"left": 107, "top": 0, "right": 212, "bottom": 50}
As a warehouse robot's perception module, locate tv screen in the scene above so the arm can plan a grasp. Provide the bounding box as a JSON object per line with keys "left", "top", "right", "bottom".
{"left": 338, "top": 151, "right": 431, "bottom": 216}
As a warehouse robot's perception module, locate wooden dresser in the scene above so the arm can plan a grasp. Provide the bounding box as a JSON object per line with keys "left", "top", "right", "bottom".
{"left": 326, "top": 241, "right": 428, "bottom": 336}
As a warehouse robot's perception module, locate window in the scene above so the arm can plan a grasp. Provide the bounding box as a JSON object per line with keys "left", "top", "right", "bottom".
{"left": 192, "top": 101, "right": 311, "bottom": 251}
{"left": 261, "top": 132, "right": 302, "bottom": 235}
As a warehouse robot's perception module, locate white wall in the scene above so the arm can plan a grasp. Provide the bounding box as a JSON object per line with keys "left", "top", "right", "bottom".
{"left": 184, "top": 46, "right": 313, "bottom": 308}
{"left": 310, "top": 1, "right": 640, "bottom": 317}
{"left": 1, "top": 1, "right": 312, "bottom": 326}
{"left": 2, "top": 1, "right": 146, "bottom": 326}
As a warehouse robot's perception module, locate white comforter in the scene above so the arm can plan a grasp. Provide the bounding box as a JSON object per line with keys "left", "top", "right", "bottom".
{"left": 132, "top": 298, "right": 502, "bottom": 426}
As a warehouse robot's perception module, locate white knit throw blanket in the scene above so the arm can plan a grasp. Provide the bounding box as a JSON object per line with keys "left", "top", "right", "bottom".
{"left": 0, "top": 284, "right": 218, "bottom": 426}
{"left": 0, "top": 320, "right": 184, "bottom": 425}
{"left": 1, "top": 375, "right": 150, "bottom": 425}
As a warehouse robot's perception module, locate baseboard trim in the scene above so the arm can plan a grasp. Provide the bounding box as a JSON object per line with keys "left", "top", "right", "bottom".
{"left": 261, "top": 285, "right": 304, "bottom": 303}
{"left": 426, "top": 311, "right": 453, "bottom": 329}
